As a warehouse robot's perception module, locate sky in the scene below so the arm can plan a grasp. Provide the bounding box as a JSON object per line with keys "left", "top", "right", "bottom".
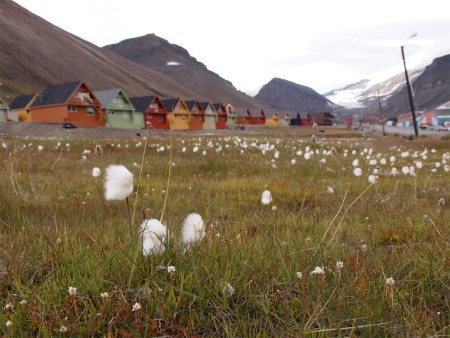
{"left": 12, "top": 0, "right": 450, "bottom": 95}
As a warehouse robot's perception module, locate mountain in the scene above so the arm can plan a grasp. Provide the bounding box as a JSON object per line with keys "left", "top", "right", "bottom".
{"left": 326, "top": 54, "right": 450, "bottom": 117}
{"left": 0, "top": 0, "right": 270, "bottom": 109}
{"left": 255, "top": 78, "right": 341, "bottom": 113}
{"left": 382, "top": 54, "right": 450, "bottom": 116}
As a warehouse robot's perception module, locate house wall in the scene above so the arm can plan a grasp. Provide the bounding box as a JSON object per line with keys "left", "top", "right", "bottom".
{"left": 204, "top": 113, "right": 217, "bottom": 130}
{"left": 105, "top": 98, "right": 142, "bottom": 129}
{"left": 31, "top": 105, "right": 68, "bottom": 123}
{"left": 66, "top": 105, "right": 104, "bottom": 126}
{"left": 168, "top": 113, "right": 190, "bottom": 130}
{"left": 226, "top": 114, "right": 237, "bottom": 126}
{"left": 251, "top": 116, "right": 265, "bottom": 125}
{"left": 7, "top": 110, "right": 19, "bottom": 122}
{"left": 145, "top": 113, "right": 169, "bottom": 129}
{"left": 189, "top": 114, "right": 204, "bottom": 130}
{"left": 17, "top": 108, "right": 32, "bottom": 122}
{"left": 265, "top": 116, "right": 279, "bottom": 126}
{"left": 236, "top": 116, "right": 251, "bottom": 125}
{"left": 216, "top": 114, "right": 227, "bottom": 129}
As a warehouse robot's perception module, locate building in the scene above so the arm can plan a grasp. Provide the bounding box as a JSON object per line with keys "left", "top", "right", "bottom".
{"left": 30, "top": 81, "right": 104, "bottom": 127}
{"left": 95, "top": 88, "right": 142, "bottom": 129}
{"left": 185, "top": 100, "right": 205, "bottom": 130}
{"left": 8, "top": 94, "right": 37, "bottom": 121}
{"left": 200, "top": 101, "right": 217, "bottom": 130}
{"left": 163, "top": 98, "right": 190, "bottom": 130}
{"left": 130, "top": 96, "right": 168, "bottom": 129}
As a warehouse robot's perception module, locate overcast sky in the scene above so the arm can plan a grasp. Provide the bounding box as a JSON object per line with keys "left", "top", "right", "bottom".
{"left": 12, "top": 0, "right": 450, "bottom": 95}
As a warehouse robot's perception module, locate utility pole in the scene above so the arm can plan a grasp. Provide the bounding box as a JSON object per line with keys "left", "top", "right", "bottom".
{"left": 401, "top": 34, "right": 419, "bottom": 137}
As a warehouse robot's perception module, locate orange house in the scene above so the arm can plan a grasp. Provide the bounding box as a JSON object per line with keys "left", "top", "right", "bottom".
{"left": 30, "top": 81, "right": 104, "bottom": 126}
{"left": 236, "top": 107, "right": 252, "bottom": 125}
{"left": 185, "top": 100, "right": 205, "bottom": 130}
{"left": 251, "top": 109, "right": 266, "bottom": 125}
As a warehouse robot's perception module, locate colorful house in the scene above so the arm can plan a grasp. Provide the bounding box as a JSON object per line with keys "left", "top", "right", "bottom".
{"left": 95, "top": 88, "right": 142, "bottom": 129}
{"left": 200, "top": 101, "right": 217, "bottom": 130}
{"left": 225, "top": 104, "right": 237, "bottom": 127}
{"left": 130, "top": 96, "right": 169, "bottom": 129}
{"left": 8, "top": 94, "right": 37, "bottom": 122}
{"left": 265, "top": 111, "right": 279, "bottom": 126}
{"left": 213, "top": 103, "right": 227, "bottom": 129}
{"left": 162, "top": 98, "right": 190, "bottom": 130}
{"left": 251, "top": 109, "right": 266, "bottom": 125}
{"left": 0, "top": 97, "right": 9, "bottom": 122}
{"left": 278, "top": 112, "right": 291, "bottom": 127}
{"left": 30, "top": 81, "right": 104, "bottom": 127}
{"left": 185, "top": 100, "right": 205, "bottom": 130}
{"left": 434, "top": 101, "right": 450, "bottom": 127}
{"left": 314, "top": 112, "right": 334, "bottom": 126}
{"left": 235, "top": 107, "right": 252, "bottom": 125}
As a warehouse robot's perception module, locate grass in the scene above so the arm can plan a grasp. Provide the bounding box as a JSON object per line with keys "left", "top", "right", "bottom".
{"left": 0, "top": 129, "right": 449, "bottom": 337}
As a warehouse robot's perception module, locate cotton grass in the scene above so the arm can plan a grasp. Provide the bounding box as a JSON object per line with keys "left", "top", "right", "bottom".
{"left": 104, "top": 165, "right": 133, "bottom": 201}
{"left": 181, "top": 213, "right": 206, "bottom": 245}
{"left": 141, "top": 219, "right": 168, "bottom": 256}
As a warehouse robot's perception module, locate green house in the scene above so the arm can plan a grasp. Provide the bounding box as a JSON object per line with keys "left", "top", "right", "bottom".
{"left": 95, "top": 88, "right": 142, "bottom": 129}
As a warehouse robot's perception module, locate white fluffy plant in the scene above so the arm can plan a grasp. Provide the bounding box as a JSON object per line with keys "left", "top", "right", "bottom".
{"left": 181, "top": 213, "right": 206, "bottom": 246}
{"left": 104, "top": 165, "right": 133, "bottom": 200}
{"left": 141, "top": 219, "right": 169, "bottom": 256}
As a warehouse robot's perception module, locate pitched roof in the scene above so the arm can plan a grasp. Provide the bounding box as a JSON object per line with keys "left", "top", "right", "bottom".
{"left": 9, "top": 94, "right": 36, "bottom": 110}
{"left": 212, "top": 103, "right": 224, "bottom": 111}
{"left": 94, "top": 88, "right": 121, "bottom": 107}
{"left": 129, "top": 96, "right": 156, "bottom": 112}
{"left": 184, "top": 100, "right": 199, "bottom": 111}
{"left": 31, "top": 81, "right": 82, "bottom": 107}
{"left": 161, "top": 98, "right": 181, "bottom": 111}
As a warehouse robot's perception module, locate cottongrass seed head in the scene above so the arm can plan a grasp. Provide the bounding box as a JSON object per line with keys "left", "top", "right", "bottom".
{"left": 104, "top": 165, "right": 133, "bottom": 201}
{"left": 181, "top": 213, "right": 206, "bottom": 245}
{"left": 141, "top": 219, "right": 168, "bottom": 256}
{"left": 261, "top": 190, "right": 272, "bottom": 205}
{"left": 92, "top": 167, "right": 101, "bottom": 177}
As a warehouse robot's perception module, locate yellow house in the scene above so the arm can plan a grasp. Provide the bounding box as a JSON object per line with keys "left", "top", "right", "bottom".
{"left": 9, "top": 94, "right": 37, "bottom": 122}
{"left": 162, "top": 98, "right": 190, "bottom": 130}
{"left": 265, "top": 111, "right": 280, "bottom": 126}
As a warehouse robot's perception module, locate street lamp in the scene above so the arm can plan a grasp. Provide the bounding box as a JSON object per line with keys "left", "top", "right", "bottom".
{"left": 401, "top": 33, "right": 419, "bottom": 137}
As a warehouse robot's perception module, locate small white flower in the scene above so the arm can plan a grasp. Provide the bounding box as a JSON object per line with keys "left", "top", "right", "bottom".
{"left": 353, "top": 167, "right": 362, "bottom": 177}
{"left": 193, "top": 146, "right": 199, "bottom": 153}
{"left": 20, "top": 300, "right": 27, "bottom": 305}
{"left": 386, "top": 277, "right": 395, "bottom": 286}
{"left": 271, "top": 205, "right": 277, "bottom": 211}
{"left": 415, "top": 161, "right": 423, "bottom": 169}
{"left": 401, "top": 166, "right": 410, "bottom": 175}
{"left": 361, "top": 244, "right": 368, "bottom": 252}
{"left": 38, "top": 145, "right": 43, "bottom": 151}
{"left": 221, "top": 282, "right": 235, "bottom": 296}
{"left": 296, "top": 271, "right": 303, "bottom": 279}
{"left": 59, "top": 325, "right": 68, "bottom": 332}
{"left": 92, "top": 167, "right": 101, "bottom": 177}
{"left": 368, "top": 175, "right": 377, "bottom": 184}
{"left": 261, "top": 190, "right": 272, "bottom": 205}
{"left": 310, "top": 266, "right": 324, "bottom": 275}
{"left": 100, "top": 292, "right": 109, "bottom": 299}
{"left": 6, "top": 320, "right": 12, "bottom": 328}
{"left": 104, "top": 165, "right": 133, "bottom": 201}
{"left": 304, "top": 152, "right": 311, "bottom": 160}
{"left": 132, "top": 302, "right": 142, "bottom": 311}
{"left": 327, "top": 186, "right": 334, "bottom": 194}
{"left": 68, "top": 286, "right": 77, "bottom": 296}
{"left": 336, "top": 261, "right": 344, "bottom": 270}
{"left": 167, "top": 266, "right": 176, "bottom": 273}
{"left": 4, "top": 303, "right": 13, "bottom": 310}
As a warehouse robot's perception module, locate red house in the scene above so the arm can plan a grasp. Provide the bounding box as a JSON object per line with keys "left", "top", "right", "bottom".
{"left": 213, "top": 103, "right": 227, "bottom": 129}
{"left": 30, "top": 81, "right": 104, "bottom": 126}
{"left": 185, "top": 100, "right": 205, "bottom": 130}
{"left": 130, "top": 96, "right": 168, "bottom": 129}
{"left": 251, "top": 109, "right": 266, "bottom": 125}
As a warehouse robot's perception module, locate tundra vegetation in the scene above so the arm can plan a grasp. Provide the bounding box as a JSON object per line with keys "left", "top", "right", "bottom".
{"left": 0, "top": 129, "right": 449, "bottom": 337}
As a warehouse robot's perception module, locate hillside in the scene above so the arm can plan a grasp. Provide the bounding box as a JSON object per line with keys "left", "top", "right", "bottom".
{"left": 0, "top": 0, "right": 270, "bottom": 109}
{"left": 255, "top": 78, "right": 341, "bottom": 113}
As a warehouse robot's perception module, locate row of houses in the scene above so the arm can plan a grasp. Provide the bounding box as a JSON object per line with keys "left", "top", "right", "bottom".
{"left": 0, "top": 81, "right": 332, "bottom": 130}
{"left": 396, "top": 102, "right": 450, "bottom": 129}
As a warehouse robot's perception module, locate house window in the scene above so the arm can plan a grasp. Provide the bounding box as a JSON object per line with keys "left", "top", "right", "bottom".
{"left": 109, "top": 110, "right": 115, "bottom": 115}
{"left": 198, "top": 115, "right": 202, "bottom": 121}
{"left": 123, "top": 111, "right": 130, "bottom": 119}
{"left": 182, "top": 115, "right": 186, "bottom": 120}
{"left": 87, "top": 106, "right": 94, "bottom": 116}
{"left": 68, "top": 105, "right": 77, "bottom": 112}
{"left": 112, "top": 97, "right": 125, "bottom": 105}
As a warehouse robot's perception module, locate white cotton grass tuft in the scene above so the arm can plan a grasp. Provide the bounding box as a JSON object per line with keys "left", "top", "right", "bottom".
{"left": 141, "top": 219, "right": 168, "bottom": 256}
{"left": 104, "top": 165, "right": 133, "bottom": 200}
{"left": 181, "top": 213, "right": 206, "bottom": 245}
{"left": 92, "top": 167, "right": 101, "bottom": 177}
{"left": 261, "top": 190, "right": 272, "bottom": 205}
{"left": 353, "top": 167, "right": 362, "bottom": 177}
